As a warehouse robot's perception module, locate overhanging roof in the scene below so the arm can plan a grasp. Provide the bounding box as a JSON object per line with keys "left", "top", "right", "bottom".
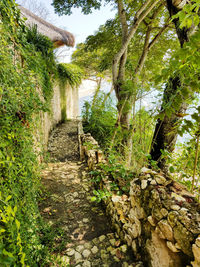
{"left": 19, "top": 5, "right": 75, "bottom": 47}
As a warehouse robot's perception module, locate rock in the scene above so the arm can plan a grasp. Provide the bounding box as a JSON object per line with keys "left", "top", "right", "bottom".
{"left": 150, "top": 179, "right": 157, "bottom": 185}
{"left": 157, "top": 220, "right": 173, "bottom": 241}
{"left": 114, "top": 256, "right": 120, "bottom": 262}
{"left": 196, "top": 236, "right": 200, "bottom": 248}
{"left": 76, "top": 245, "right": 84, "bottom": 253}
{"left": 192, "top": 244, "right": 200, "bottom": 263}
{"left": 58, "top": 255, "right": 70, "bottom": 264}
{"left": 179, "top": 208, "right": 188, "bottom": 216}
{"left": 82, "top": 249, "right": 91, "bottom": 258}
{"left": 121, "top": 244, "right": 127, "bottom": 253}
{"left": 74, "top": 252, "right": 82, "bottom": 261}
{"left": 161, "top": 208, "right": 168, "bottom": 217}
{"left": 175, "top": 243, "right": 181, "bottom": 250}
{"left": 155, "top": 175, "right": 166, "bottom": 185}
{"left": 110, "top": 238, "right": 116, "bottom": 246}
{"left": 110, "top": 248, "right": 117, "bottom": 256}
{"left": 129, "top": 209, "right": 137, "bottom": 222}
{"left": 84, "top": 242, "right": 92, "bottom": 249}
{"left": 167, "top": 241, "right": 179, "bottom": 252}
{"left": 141, "top": 180, "right": 148, "bottom": 190}
{"left": 129, "top": 206, "right": 144, "bottom": 220}
{"left": 148, "top": 216, "right": 156, "bottom": 226}
{"left": 92, "top": 237, "right": 98, "bottom": 245}
{"left": 66, "top": 248, "right": 75, "bottom": 256}
{"left": 82, "top": 260, "right": 91, "bottom": 267}
{"left": 101, "top": 250, "right": 108, "bottom": 260}
{"left": 73, "top": 192, "right": 79, "bottom": 198}
{"left": 151, "top": 189, "right": 160, "bottom": 200}
{"left": 171, "top": 192, "right": 185, "bottom": 202}
{"left": 132, "top": 240, "right": 137, "bottom": 254}
{"left": 152, "top": 205, "right": 164, "bottom": 221}
{"left": 141, "top": 167, "right": 151, "bottom": 173}
{"left": 107, "top": 246, "right": 113, "bottom": 253}
{"left": 91, "top": 246, "right": 98, "bottom": 254}
{"left": 127, "top": 224, "right": 140, "bottom": 239}
{"left": 174, "top": 222, "right": 193, "bottom": 257}
{"left": 146, "top": 231, "right": 182, "bottom": 267}
{"left": 171, "top": 205, "right": 180, "bottom": 211}
{"left": 167, "top": 211, "right": 179, "bottom": 227}
{"left": 112, "top": 195, "right": 121, "bottom": 203}
{"left": 125, "top": 234, "right": 132, "bottom": 246}
{"left": 99, "top": 235, "right": 106, "bottom": 242}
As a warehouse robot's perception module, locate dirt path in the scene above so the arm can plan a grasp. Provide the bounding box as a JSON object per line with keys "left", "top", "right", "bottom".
{"left": 40, "top": 120, "right": 143, "bottom": 267}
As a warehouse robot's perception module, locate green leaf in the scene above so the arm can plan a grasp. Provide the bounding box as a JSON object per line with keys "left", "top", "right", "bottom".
{"left": 90, "top": 196, "right": 97, "bottom": 202}
{"left": 15, "top": 219, "right": 20, "bottom": 230}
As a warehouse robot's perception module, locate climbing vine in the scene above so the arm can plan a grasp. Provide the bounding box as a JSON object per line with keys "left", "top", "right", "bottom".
{"left": 0, "top": 0, "right": 82, "bottom": 265}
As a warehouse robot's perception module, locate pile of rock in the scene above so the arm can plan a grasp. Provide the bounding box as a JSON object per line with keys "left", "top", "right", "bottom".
{"left": 79, "top": 124, "right": 200, "bottom": 266}
{"left": 103, "top": 167, "right": 200, "bottom": 267}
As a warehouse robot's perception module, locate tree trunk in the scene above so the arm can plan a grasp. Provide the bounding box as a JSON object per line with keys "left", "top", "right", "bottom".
{"left": 150, "top": 77, "right": 188, "bottom": 168}
{"left": 150, "top": 0, "right": 194, "bottom": 169}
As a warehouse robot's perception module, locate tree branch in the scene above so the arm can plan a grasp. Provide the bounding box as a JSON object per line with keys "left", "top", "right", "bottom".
{"left": 148, "top": 18, "right": 170, "bottom": 50}
{"left": 113, "top": 0, "right": 161, "bottom": 84}
{"left": 117, "top": 0, "right": 128, "bottom": 40}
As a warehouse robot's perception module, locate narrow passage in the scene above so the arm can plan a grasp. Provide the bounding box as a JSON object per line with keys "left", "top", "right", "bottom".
{"left": 40, "top": 121, "right": 142, "bottom": 267}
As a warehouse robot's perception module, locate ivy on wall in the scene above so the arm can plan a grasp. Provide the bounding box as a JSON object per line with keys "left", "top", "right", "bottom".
{"left": 0, "top": 1, "right": 83, "bottom": 265}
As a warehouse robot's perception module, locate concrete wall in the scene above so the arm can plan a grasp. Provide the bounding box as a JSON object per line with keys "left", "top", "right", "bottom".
{"left": 39, "top": 82, "right": 79, "bottom": 150}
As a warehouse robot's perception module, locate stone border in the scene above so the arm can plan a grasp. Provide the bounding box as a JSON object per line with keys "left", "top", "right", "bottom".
{"left": 78, "top": 121, "right": 104, "bottom": 169}
{"left": 78, "top": 122, "right": 200, "bottom": 267}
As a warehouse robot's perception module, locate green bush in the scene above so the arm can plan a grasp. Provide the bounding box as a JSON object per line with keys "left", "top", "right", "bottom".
{"left": 82, "top": 92, "right": 117, "bottom": 148}
{"left": 0, "top": 1, "right": 61, "bottom": 265}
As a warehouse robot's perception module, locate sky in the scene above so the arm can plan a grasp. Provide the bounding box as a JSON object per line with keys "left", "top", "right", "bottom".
{"left": 17, "top": 0, "right": 116, "bottom": 47}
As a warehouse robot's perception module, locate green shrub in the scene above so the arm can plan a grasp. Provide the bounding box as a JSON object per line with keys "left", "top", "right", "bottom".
{"left": 82, "top": 92, "right": 117, "bottom": 148}
{"left": 0, "top": 1, "right": 60, "bottom": 265}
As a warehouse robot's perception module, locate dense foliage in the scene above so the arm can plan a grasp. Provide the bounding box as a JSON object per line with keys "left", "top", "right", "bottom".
{"left": 82, "top": 92, "right": 117, "bottom": 147}
{"left": 0, "top": 1, "right": 83, "bottom": 265}
{"left": 70, "top": 0, "right": 200, "bottom": 194}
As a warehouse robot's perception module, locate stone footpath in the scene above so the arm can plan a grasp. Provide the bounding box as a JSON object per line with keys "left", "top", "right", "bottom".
{"left": 40, "top": 121, "right": 143, "bottom": 267}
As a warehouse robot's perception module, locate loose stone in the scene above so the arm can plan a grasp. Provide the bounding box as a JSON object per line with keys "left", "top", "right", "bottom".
{"left": 91, "top": 246, "right": 98, "bottom": 254}
{"left": 110, "top": 238, "right": 116, "bottom": 246}
{"left": 82, "top": 260, "right": 91, "bottom": 267}
{"left": 76, "top": 245, "right": 84, "bottom": 253}
{"left": 171, "top": 205, "right": 181, "bottom": 211}
{"left": 74, "top": 252, "right": 82, "bottom": 261}
{"left": 167, "top": 241, "right": 179, "bottom": 252}
{"left": 66, "top": 248, "right": 75, "bottom": 256}
{"left": 99, "top": 235, "right": 106, "bottom": 242}
{"left": 141, "top": 180, "right": 148, "bottom": 190}
{"left": 82, "top": 249, "right": 91, "bottom": 258}
{"left": 121, "top": 244, "right": 127, "bottom": 253}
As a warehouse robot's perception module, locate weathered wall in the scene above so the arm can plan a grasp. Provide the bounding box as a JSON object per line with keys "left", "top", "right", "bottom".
{"left": 40, "top": 82, "right": 79, "bottom": 149}
{"left": 78, "top": 124, "right": 200, "bottom": 267}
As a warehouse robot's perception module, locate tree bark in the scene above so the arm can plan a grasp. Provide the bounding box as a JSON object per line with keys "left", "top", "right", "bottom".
{"left": 150, "top": 77, "right": 188, "bottom": 168}
{"left": 116, "top": 14, "right": 168, "bottom": 161}
{"left": 150, "top": 0, "right": 194, "bottom": 168}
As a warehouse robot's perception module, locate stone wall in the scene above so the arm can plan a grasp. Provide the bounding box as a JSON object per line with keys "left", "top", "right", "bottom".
{"left": 78, "top": 124, "right": 200, "bottom": 267}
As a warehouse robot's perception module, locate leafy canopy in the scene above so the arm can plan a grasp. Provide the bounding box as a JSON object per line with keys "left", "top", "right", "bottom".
{"left": 52, "top": 0, "right": 112, "bottom": 15}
